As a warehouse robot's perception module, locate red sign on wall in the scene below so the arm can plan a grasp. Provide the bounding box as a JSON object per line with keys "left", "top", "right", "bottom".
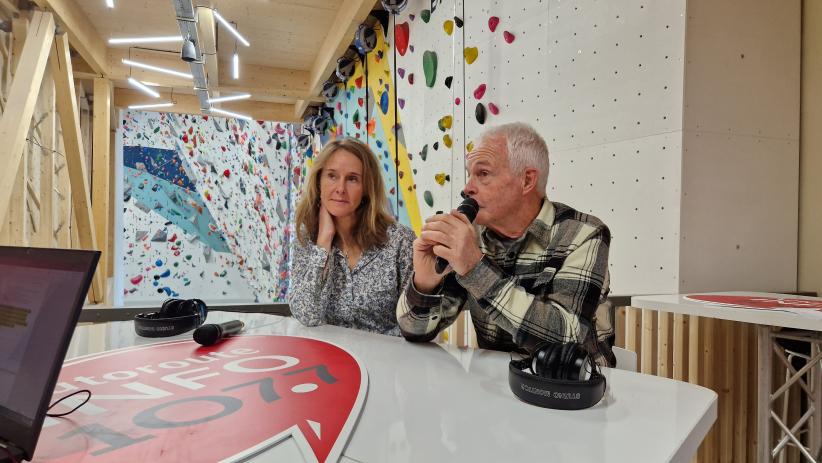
{"left": 34, "top": 335, "right": 367, "bottom": 462}
{"left": 685, "top": 294, "right": 822, "bottom": 312}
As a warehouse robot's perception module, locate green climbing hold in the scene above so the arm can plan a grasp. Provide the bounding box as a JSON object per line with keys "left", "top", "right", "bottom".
{"left": 421, "top": 9, "right": 431, "bottom": 23}
{"left": 423, "top": 51, "right": 438, "bottom": 88}
{"left": 423, "top": 190, "right": 434, "bottom": 207}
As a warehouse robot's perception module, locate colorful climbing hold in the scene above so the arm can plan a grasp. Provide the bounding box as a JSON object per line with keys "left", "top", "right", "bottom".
{"left": 423, "top": 50, "right": 438, "bottom": 87}
{"left": 443, "top": 134, "right": 453, "bottom": 148}
{"left": 380, "top": 91, "right": 389, "bottom": 114}
{"left": 488, "top": 102, "right": 500, "bottom": 115}
{"left": 464, "top": 47, "right": 479, "bottom": 65}
{"left": 398, "top": 98, "right": 405, "bottom": 109}
{"left": 421, "top": 9, "right": 431, "bottom": 23}
{"left": 395, "top": 22, "right": 410, "bottom": 56}
{"left": 435, "top": 173, "right": 450, "bottom": 185}
{"left": 475, "top": 103, "right": 487, "bottom": 124}
{"left": 408, "top": 73, "right": 414, "bottom": 85}
{"left": 438, "top": 115, "right": 453, "bottom": 131}
{"left": 423, "top": 190, "right": 434, "bottom": 207}
{"left": 443, "top": 20, "right": 454, "bottom": 36}
{"left": 130, "top": 275, "right": 144, "bottom": 285}
{"left": 504, "top": 31, "right": 516, "bottom": 43}
{"left": 473, "top": 83, "right": 486, "bottom": 100}
{"left": 420, "top": 144, "right": 428, "bottom": 161}
{"left": 455, "top": 97, "right": 461, "bottom": 105}
{"left": 466, "top": 141, "right": 475, "bottom": 152}
{"left": 488, "top": 16, "right": 500, "bottom": 32}
{"left": 223, "top": 169, "right": 230, "bottom": 178}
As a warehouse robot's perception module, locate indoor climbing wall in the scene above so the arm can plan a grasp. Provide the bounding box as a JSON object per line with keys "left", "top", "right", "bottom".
{"left": 328, "top": 0, "right": 687, "bottom": 295}
{"left": 461, "top": 0, "right": 686, "bottom": 295}
{"left": 115, "top": 110, "right": 298, "bottom": 305}
{"left": 391, "top": 0, "right": 466, "bottom": 228}
{"left": 321, "top": 27, "right": 417, "bottom": 231}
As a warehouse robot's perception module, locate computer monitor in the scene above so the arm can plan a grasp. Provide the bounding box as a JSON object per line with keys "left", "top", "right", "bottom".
{"left": 0, "top": 247, "right": 99, "bottom": 462}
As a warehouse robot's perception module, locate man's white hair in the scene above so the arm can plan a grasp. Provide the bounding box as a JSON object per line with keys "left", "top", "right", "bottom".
{"left": 478, "top": 122, "right": 550, "bottom": 196}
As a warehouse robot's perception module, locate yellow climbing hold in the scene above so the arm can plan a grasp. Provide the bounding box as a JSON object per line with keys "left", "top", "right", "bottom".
{"left": 435, "top": 173, "right": 448, "bottom": 185}
{"left": 444, "top": 20, "right": 454, "bottom": 35}
{"left": 443, "top": 134, "right": 453, "bottom": 148}
{"left": 464, "top": 47, "right": 479, "bottom": 64}
{"left": 466, "top": 141, "right": 475, "bottom": 152}
{"left": 438, "top": 115, "right": 453, "bottom": 130}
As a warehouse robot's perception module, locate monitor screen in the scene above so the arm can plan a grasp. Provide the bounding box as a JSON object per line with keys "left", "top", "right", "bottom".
{"left": 0, "top": 247, "right": 99, "bottom": 460}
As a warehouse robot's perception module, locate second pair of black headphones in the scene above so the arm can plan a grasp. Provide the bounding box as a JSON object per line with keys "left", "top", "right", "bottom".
{"left": 134, "top": 298, "right": 208, "bottom": 338}
{"left": 509, "top": 342, "right": 606, "bottom": 410}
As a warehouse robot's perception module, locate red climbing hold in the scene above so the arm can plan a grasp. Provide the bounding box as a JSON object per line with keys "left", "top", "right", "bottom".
{"left": 395, "top": 22, "right": 410, "bottom": 56}
{"left": 473, "top": 83, "right": 486, "bottom": 100}
{"left": 488, "top": 102, "right": 500, "bottom": 115}
{"left": 489, "top": 16, "right": 500, "bottom": 32}
{"left": 223, "top": 169, "right": 231, "bottom": 178}
{"left": 504, "top": 31, "right": 516, "bottom": 43}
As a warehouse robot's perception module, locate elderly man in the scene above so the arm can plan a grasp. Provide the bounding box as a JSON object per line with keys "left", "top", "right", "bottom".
{"left": 397, "top": 122, "right": 615, "bottom": 366}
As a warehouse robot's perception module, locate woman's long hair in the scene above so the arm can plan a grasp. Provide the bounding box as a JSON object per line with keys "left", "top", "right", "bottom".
{"left": 294, "top": 138, "right": 395, "bottom": 250}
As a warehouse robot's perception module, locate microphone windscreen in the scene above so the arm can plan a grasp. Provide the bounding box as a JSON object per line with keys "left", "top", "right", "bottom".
{"left": 193, "top": 324, "right": 220, "bottom": 346}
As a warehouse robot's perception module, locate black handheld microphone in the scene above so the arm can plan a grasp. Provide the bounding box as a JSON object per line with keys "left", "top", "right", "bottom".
{"left": 435, "top": 197, "right": 480, "bottom": 273}
{"left": 193, "top": 320, "right": 245, "bottom": 346}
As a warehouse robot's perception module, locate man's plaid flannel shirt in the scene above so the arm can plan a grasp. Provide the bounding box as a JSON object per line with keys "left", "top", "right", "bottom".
{"left": 397, "top": 200, "right": 616, "bottom": 366}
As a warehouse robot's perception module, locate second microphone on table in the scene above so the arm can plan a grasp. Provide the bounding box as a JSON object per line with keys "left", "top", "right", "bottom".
{"left": 193, "top": 320, "right": 245, "bottom": 346}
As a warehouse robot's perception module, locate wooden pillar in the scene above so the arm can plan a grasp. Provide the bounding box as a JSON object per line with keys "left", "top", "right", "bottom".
{"left": 673, "top": 313, "right": 689, "bottom": 381}
{"left": 49, "top": 32, "right": 102, "bottom": 300}
{"left": 0, "top": 12, "right": 55, "bottom": 236}
{"left": 734, "top": 323, "right": 749, "bottom": 462}
{"left": 641, "top": 309, "right": 656, "bottom": 375}
{"left": 658, "top": 311, "right": 672, "bottom": 378}
{"left": 92, "top": 77, "right": 111, "bottom": 303}
{"left": 34, "top": 73, "right": 55, "bottom": 248}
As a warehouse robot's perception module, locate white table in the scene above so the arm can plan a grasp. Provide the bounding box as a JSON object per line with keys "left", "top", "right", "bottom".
{"left": 61, "top": 312, "right": 716, "bottom": 462}
{"left": 631, "top": 292, "right": 822, "bottom": 462}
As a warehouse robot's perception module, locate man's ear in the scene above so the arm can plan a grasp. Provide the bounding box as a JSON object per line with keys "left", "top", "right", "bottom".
{"left": 522, "top": 168, "right": 539, "bottom": 195}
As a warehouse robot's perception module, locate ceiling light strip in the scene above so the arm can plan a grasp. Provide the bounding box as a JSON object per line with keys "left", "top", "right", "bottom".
{"left": 122, "top": 59, "right": 194, "bottom": 79}
{"left": 127, "top": 77, "right": 160, "bottom": 98}
{"left": 213, "top": 11, "right": 250, "bottom": 46}
{"left": 210, "top": 107, "right": 252, "bottom": 121}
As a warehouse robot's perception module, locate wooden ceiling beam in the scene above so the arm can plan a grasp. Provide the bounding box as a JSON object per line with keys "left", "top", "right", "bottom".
{"left": 197, "top": 7, "right": 219, "bottom": 95}
{"left": 114, "top": 87, "right": 301, "bottom": 122}
{"left": 92, "top": 49, "right": 324, "bottom": 104}
{"left": 294, "top": 0, "right": 377, "bottom": 117}
{"left": 32, "top": 0, "right": 108, "bottom": 75}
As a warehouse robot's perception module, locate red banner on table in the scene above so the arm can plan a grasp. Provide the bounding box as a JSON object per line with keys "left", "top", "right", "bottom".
{"left": 34, "top": 335, "right": 367, "bottom": 463}
{"left": 685, "top": 294, "right": 822, "bottom": 312}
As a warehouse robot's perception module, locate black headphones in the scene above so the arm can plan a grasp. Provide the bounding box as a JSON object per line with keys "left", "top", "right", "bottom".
{"left": 508, "top": 342, "right": 607, "bottom": 410}
{"left": 134, "top": 298, "right": 208, "bottom": 338}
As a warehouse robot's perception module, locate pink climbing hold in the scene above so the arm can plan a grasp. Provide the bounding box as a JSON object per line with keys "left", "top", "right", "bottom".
{"left": 473, "top": 83, "right": 486, "bottom": 100}
{"left": 488, "top": 102, "right": 500, "bottom": 115}
{"left": 455, "top": 97, "right": 461, "bottom": 105}
{"left": 488, "top": 16, "right": 500, "bottom": 32}
{"left": 503, "top": 31, "right": 516, "bottom": 43}
{"left": 130, "top": 275, "right": 143, "bottom": 285}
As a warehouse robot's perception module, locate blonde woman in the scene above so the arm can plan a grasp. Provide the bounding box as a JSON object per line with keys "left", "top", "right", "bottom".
{"left": 290, "top": 138, "right": 415, "bottom": 335}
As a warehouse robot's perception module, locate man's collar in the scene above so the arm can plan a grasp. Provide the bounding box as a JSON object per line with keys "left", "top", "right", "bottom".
{"left": 480, "top": 199, "right": 554, "bottom": 248}
{"left": 524, "top": 199, "right": 554, "bottom": 248}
